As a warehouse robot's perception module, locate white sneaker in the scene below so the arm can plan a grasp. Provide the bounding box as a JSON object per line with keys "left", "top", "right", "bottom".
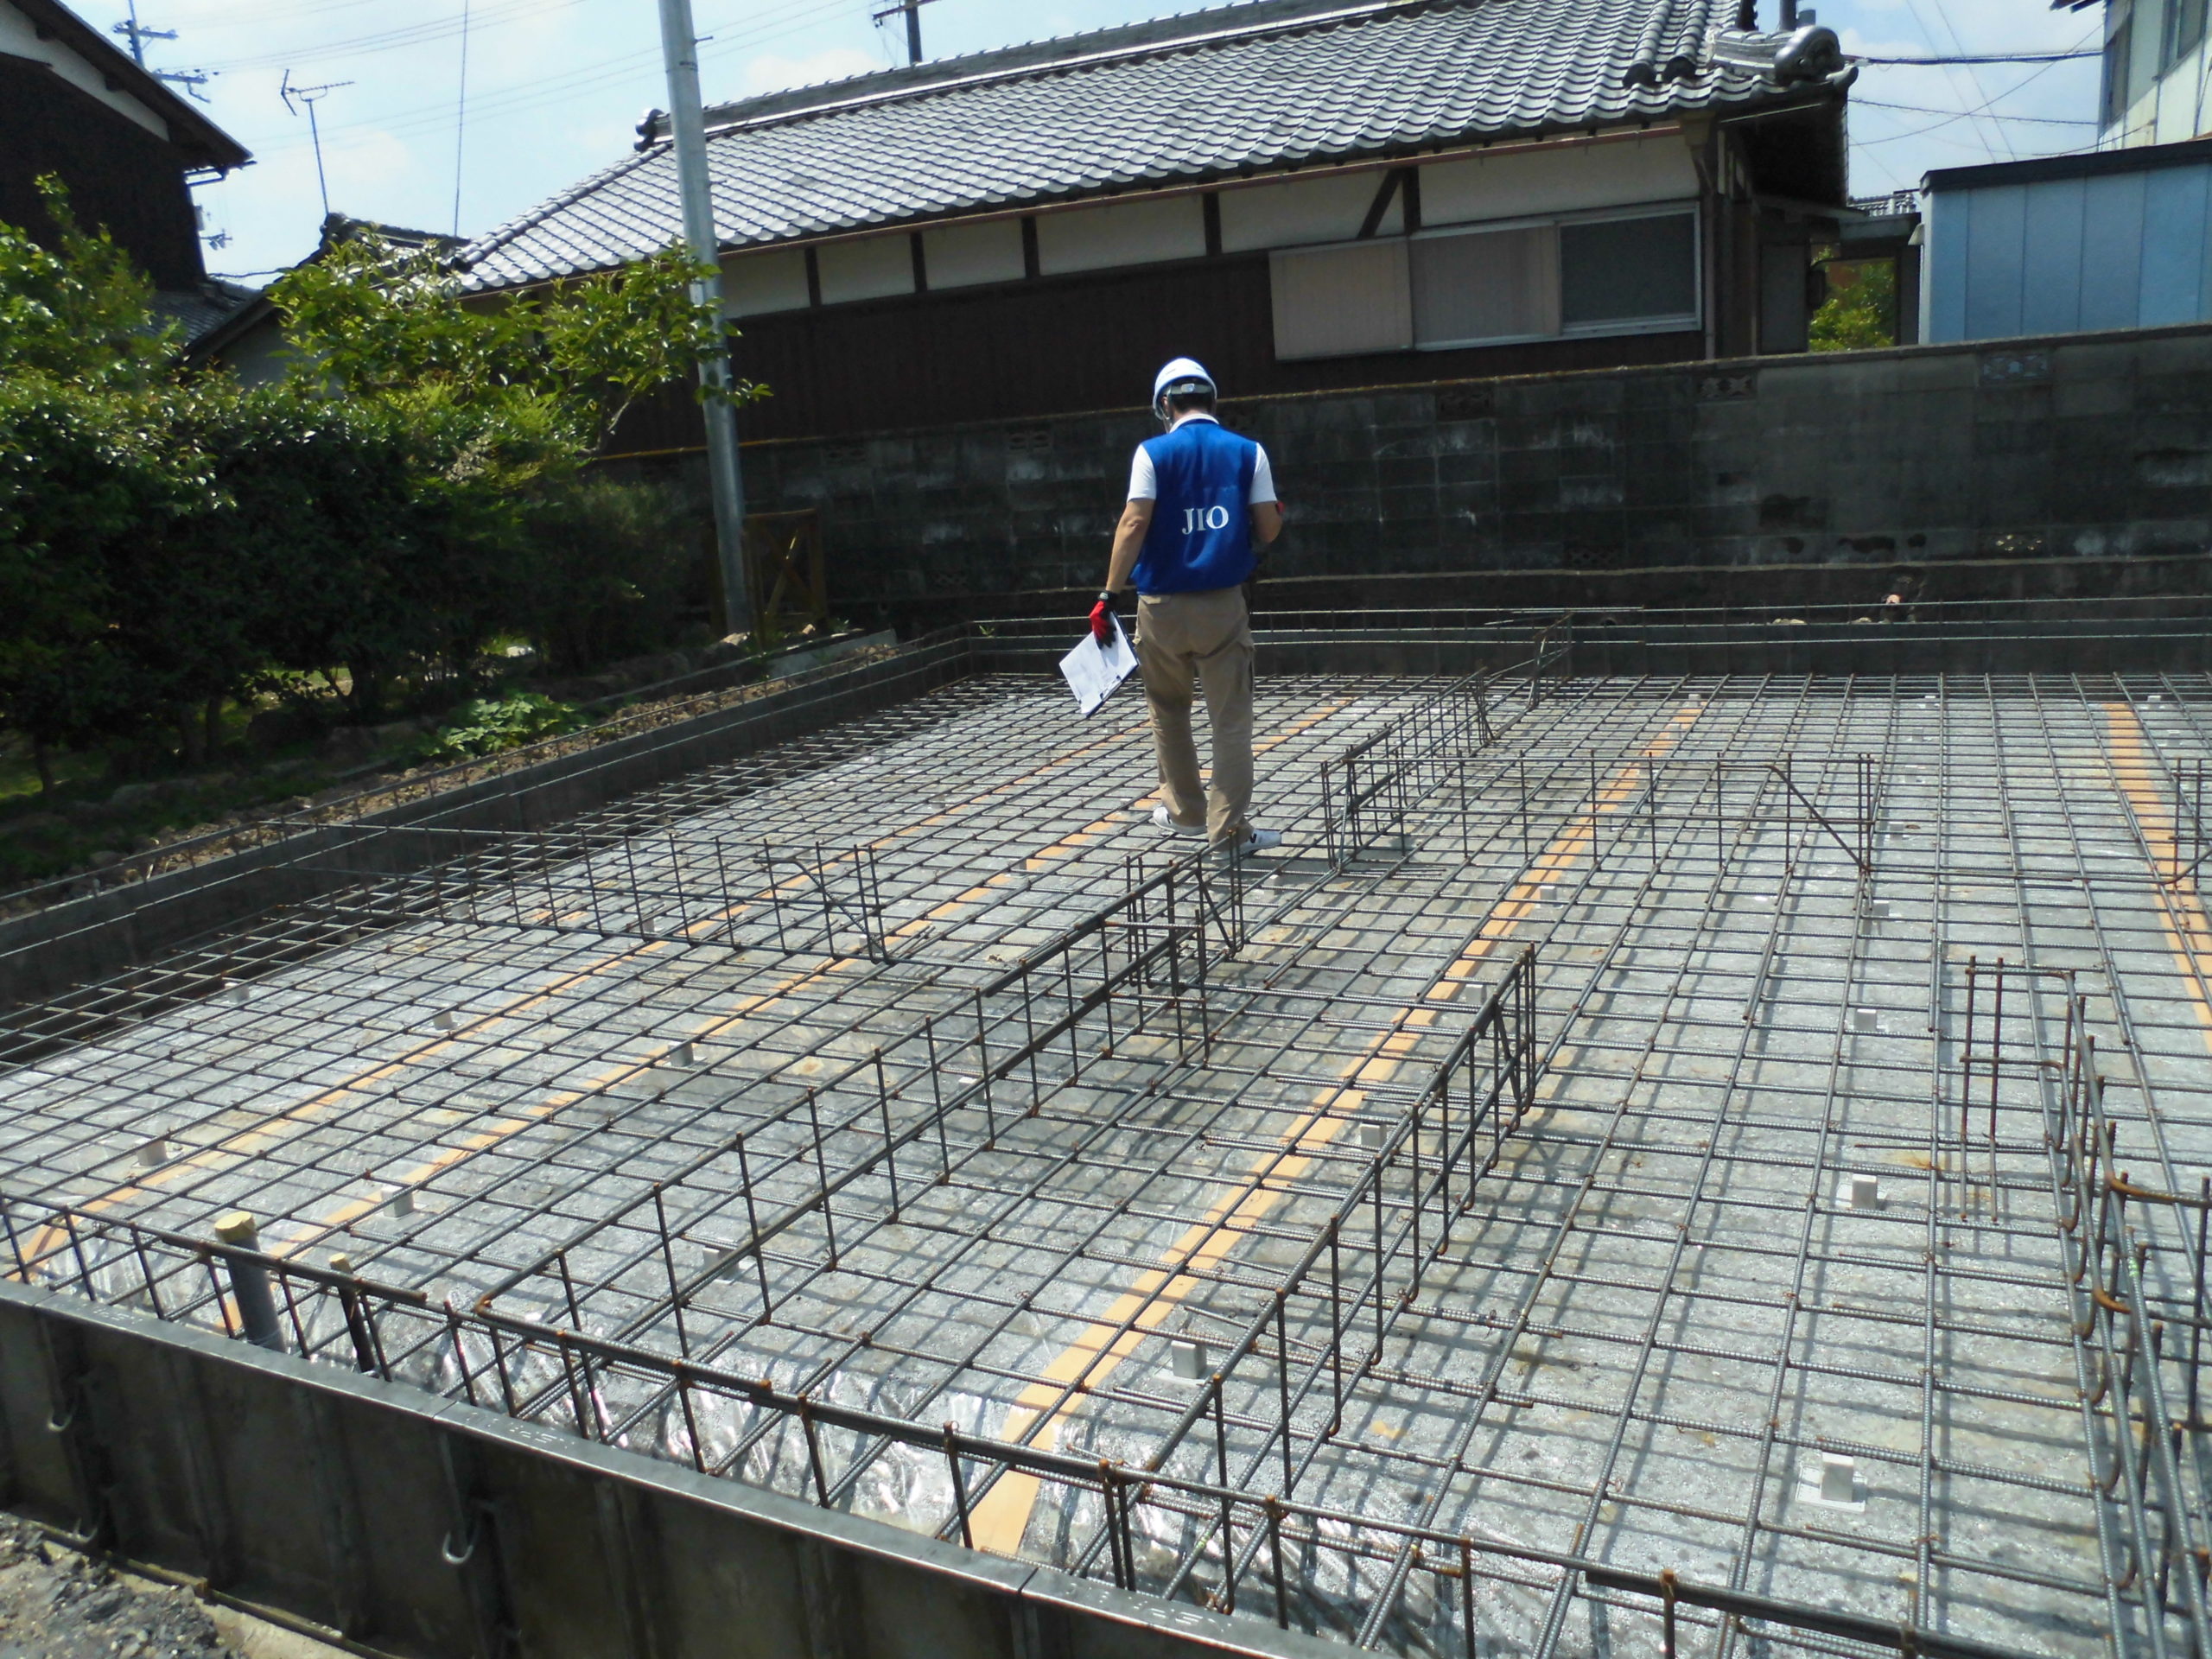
{"left": 1150, "top": 804, "right": 1205, "bottom": 836}
{"left": 1215, "top": 827, "right": 1282, "bottom": 859}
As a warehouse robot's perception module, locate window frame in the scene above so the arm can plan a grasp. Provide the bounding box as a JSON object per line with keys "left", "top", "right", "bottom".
{"left": 2103, "top": 15, "right": 2134, "bottom": 127}
{"left": 1554, "top": 204, "right": 1704, "bottom": 337}
{"left": 2166, "top": 0, "right": 2204, "bottom": 74}
{"left": 1406, "top": 200, "right": 1703, "bottom": 353}
{"left": 1408, "top": 213, "right": 1561, "bottom": 350}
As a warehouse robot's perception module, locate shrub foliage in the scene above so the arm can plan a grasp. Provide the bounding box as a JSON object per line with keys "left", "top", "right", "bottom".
{"left": 0, "top": 181, "right": 758, "bottom": 780}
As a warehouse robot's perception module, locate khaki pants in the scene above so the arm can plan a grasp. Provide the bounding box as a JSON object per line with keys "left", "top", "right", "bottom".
{"left": 1136, "top": 586, "right": 1254, "bottom": 845}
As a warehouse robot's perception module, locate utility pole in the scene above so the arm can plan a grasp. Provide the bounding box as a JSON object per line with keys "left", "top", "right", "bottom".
{"left": 111, "top": 0, "right": 171, "bottom": 66}
{"left": 281, "top": 71, "right": 353, "bottom": 219}
{"left": 869, "top": 0, "right": 941, "bottom": 67}
{"left": 113, "top": 2, "right": 214, "bottom": 99}
{"left": 654, "top": 0, "right": 753, "bottom": 639}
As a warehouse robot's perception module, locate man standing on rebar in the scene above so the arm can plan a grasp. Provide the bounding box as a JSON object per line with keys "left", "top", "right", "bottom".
{"left": 1090, "top": 359, "right": 1284, "bottom": 857}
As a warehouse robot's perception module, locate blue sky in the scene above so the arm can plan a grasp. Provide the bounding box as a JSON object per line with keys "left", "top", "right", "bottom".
{"left": 106, "top": 0, "right": 2105, "bottom": 283}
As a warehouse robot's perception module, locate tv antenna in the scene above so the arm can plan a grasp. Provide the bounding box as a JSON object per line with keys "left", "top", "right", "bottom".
{"left": 281, "top": 70, "right": 353, "bottom": 219}
{"left": 869, "top": 0, "right": 941, "bottom": 66}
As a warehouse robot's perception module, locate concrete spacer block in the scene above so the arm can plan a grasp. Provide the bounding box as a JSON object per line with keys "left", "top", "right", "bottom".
{"left": 1851, "top": 1008, "right": 1881, "bottom": 1033}
{"left": 137, "top": 1135, "right": 169, "bottom": 1170}
{"left": 1821, "top": 1453, "right": 1856, "bottom": 1504}
{"left": 1169, "top": 1338, "right": 1209, "bottom": 1380}
{"left": 1840, "top": 1173, "right": 1883, "bottom": 1210}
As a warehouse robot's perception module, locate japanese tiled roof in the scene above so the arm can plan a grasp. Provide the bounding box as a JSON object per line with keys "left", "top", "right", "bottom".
{"left": 457, "top": 0, "right": 1849, "bottom": 289}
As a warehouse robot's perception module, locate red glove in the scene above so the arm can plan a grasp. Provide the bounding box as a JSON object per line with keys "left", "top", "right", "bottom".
{"left": 1090, "top": 592, "right": 1118, "bottom": 644}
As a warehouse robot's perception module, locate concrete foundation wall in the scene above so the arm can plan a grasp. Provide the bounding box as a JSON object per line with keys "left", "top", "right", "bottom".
{"left": 0, "top": 1280, "right": 1336, "bottom": 1659}
{"left": 0, "top": 636, "right": 976, "bottom": 1016}
{"left": 680, "top": 322, "right": 2212, "bottom": 610}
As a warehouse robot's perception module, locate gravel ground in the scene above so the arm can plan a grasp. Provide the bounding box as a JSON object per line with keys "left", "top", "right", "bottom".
{"left": 0, "top": 1515, "right": 346, "bottom": 1659}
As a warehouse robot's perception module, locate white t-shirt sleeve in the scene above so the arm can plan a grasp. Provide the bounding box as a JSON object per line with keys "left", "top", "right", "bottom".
{"left": 1127, "top": 439, "right": 1276, "bottom": 504}
{"left": 1249, "top": 445, "right": 1275, "bottom": 505}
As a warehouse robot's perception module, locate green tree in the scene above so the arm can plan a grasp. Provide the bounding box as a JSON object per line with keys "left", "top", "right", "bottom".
{"left": 1810, "top": 259, "right": 1897, "bottom": 353}
{"left": 515, "top": 477, "right": 702, "bottom": 673}
{"left": 0, "top": 177, "right": 176, "bottom": 389}
{"left": 0, "top": 379, "right": 219, "bottom": 783}
{"left": 0, "top": 188, "right": 759, "bottom": 785}
{"left": 270, "top": 233, "right": 758, "bottom": 453}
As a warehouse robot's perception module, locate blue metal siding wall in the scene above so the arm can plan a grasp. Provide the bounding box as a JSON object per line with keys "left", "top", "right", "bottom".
{"left": 2082, "top": 173, "right": 2148, "bottom": 331}
{"left": 1927, "top": 159, "right": 2212, "bottom": 340}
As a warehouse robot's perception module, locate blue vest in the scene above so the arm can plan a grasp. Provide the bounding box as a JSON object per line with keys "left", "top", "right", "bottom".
{"left": 1134, "top": 421, "right": 1259, "bottom": 595}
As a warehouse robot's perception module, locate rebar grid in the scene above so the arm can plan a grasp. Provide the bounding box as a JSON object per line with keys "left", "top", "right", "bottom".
{"left": 3, "top": 663, "right": 2210, "bottom": 1659}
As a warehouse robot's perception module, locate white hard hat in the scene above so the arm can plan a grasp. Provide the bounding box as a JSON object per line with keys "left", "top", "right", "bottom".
{"left": 1152, "top": 357, "right": 1216, "bottom": 417}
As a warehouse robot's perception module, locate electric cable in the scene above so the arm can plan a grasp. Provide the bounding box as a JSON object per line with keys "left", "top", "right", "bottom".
{"left": 202, "top": 0, "right": 574, "bottom": 75}
{"left": 1853, "top": 97, "right": 2095, "bottom": 123}
{"left": 1857, "top": 49, "right": 2097, "bottom": 63}
{"left": 452, "top": 0, "right": 472, "bottom": 238}
{"left": 240, "top": 0, "right": 845, "bottom": 162}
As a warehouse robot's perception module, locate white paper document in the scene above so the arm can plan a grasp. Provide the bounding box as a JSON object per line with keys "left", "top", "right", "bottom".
{"left": 1058, "top": 614, "right": 1138, "bottom": 716}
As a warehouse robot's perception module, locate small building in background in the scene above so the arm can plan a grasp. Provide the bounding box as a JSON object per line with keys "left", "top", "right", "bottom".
{"left": 187, "top": 215, "right": 465, "bottom": 384}
{"left": 1921, "top": 137, "right": 2212, "bottom": 343}
{"left": 0, "top": 0, "right": 250, "bottom": 342}
{"left": 2085, "top": 0, "right": 2209, "bottom": 149}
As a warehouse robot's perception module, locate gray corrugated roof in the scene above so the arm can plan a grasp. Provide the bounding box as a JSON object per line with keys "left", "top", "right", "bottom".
{"left": 458, "top": 0, "right": 1849, "bottom": 290}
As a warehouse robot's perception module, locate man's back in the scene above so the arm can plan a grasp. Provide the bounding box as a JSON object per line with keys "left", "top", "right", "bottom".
{"left": 1133, "top": 420, "right": 1261, "bottom": 596}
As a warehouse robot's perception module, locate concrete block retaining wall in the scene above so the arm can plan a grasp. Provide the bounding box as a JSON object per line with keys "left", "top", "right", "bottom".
{"left": 685, "top": 324, "right": 2212, "bottom": 607}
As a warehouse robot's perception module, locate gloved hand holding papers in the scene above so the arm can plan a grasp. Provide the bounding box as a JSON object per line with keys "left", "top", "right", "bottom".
{"left": 1058, "top": 612, "right": 1136, "bottom": 716}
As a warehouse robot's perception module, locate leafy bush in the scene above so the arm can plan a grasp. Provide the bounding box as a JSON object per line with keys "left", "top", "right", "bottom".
{"left": 0, "top": 181, "right": 761, "bottom": 787}
{"left": 1810, "top": 259, "right": 1897, "bottom": 353}
{"left": 515, "top": 478, "right": 702, "bottom": 672}
{"left": 0, "top": 378, "right": 220, "bottom": 777}
{"left": 418, "top": 690, "right": 588, "bottom": 762}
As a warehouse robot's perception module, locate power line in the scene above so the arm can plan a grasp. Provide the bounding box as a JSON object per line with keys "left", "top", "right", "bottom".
{"left": 1855, "top": 50, "right": 2100, "bottom": 147}
{"left": 202, "top": 0, "right": 574, "bottom": 75}
{"left": 452, "top": 0, "right": 472, "bottom": 237}
{"left": 1859, "top": 49, "right": 2099, "bottom": 63}
{"left": 1854, "top": 97, "right": 2096, "bottom": 123}
{"left": 243, "top": 0, "right": 843, "bottom": 161}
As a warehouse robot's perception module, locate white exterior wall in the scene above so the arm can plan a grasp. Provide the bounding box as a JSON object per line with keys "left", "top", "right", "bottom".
{"left": 0, "top": 1, "right": 169, "bottom": 137}
{"left": 2107, "top": 0, "right": 2212, "bottom": 145}
{"left": 722, "top": 247, "right": 810, "bottom": 315}
{"left": 1419, "top": 133, "right": 1700, "bottom": 226}
{"left": 922, "top": 219, "right": 1024, "bottom": 288}
{"left": 1034, "top": 195, "right": 1205, "bottom": 275}
{"left": 817, "top": 232, "right": 912, "bottom": 303}
{"left": 757, "top": 132, "right": 1700, "bottom": 318}
{"left": 1220, "top": 170, "right": 1392, "bottom": 251}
